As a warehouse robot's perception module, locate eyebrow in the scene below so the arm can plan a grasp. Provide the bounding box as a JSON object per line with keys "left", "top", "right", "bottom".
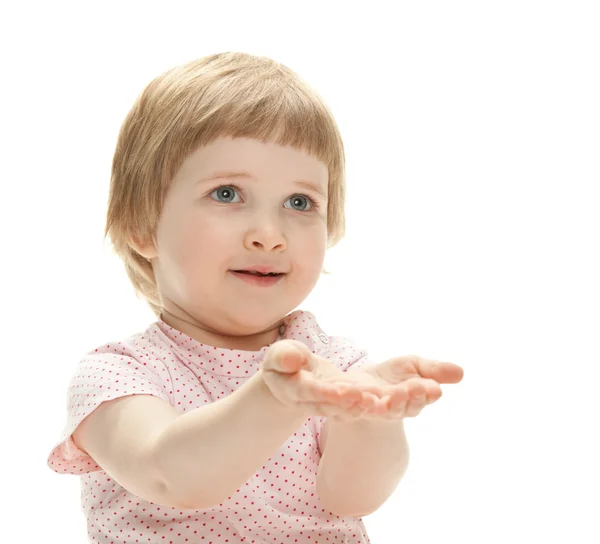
{"left": 196, "top": 171, "right": 327, "bottom": 198}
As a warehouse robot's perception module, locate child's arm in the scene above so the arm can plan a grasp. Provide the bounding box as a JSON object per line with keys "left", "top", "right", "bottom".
{"left": 73, "top": 339, "right": 391, "bottom": 511}
{"left": 74, "top": 369, "right": 307, "bottom": 510}
{"left": 152, "top": 369, "right": 309, "bottom": 508}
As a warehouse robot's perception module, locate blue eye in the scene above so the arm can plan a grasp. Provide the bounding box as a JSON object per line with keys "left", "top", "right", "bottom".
{"left": 210, "top": 185, "right": 241, "bottom": 203}
{"left": 208, "top": 185, "right": 320, "bottom": 211}
{"left": 284, "top": 195, "right": 315, "bottom": 211}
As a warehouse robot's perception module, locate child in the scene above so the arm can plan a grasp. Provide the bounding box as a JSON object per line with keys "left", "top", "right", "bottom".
{"left": 48, "top": 52, "right": 463, "bottom": 543}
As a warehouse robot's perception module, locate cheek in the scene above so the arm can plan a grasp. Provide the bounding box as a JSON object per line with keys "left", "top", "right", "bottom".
{"left": 294, "top": 224, "right": 327, "bottom": 272}
{"left": 158, "top": 210, "right": 231, "bottom": 270}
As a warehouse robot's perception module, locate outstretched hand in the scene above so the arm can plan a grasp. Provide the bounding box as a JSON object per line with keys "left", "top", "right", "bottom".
{"left": 346, "top": 355, "right": 464, "bottom": 419}
{"left": 261, "top": 339, "right": 464, "bottom": 423}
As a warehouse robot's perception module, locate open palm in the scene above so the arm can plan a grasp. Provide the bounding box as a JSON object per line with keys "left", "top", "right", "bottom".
{"left": 345, "top": 355, "right": 464, "bottom": 419}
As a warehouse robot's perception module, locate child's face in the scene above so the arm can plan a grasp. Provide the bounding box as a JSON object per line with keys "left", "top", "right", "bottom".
{"left": 143, "top": 137, "right": 329, "bottom": 337}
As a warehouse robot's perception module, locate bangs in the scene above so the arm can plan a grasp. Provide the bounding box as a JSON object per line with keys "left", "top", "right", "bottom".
{"left": 157, "top": 62, "right": 343, "bottom": 181}
{"left": 200, "top": 83, "right": 339, "bottom": 167}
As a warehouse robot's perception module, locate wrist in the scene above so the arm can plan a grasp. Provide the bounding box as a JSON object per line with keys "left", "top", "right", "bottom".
{"left": 256, "top": 370, "right": 311, "bottom": 421}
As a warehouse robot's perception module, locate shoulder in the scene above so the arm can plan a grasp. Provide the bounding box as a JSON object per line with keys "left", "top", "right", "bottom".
{"left": 79, "top": 321, "right": 170, "bottom": 371}
{"left": 66, "top": 322, "right": 175, "bottom": 402}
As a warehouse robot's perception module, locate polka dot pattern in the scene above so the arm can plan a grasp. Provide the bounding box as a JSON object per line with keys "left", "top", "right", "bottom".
{"left": 48, "top": 310, "right": 376, "bottom": 543}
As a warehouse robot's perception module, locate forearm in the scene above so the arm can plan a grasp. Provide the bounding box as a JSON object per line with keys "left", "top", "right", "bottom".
{"left": 317, "top": 419, "right": 410, "bottom": 517}
{"left": 152, "top": 370, "right": 308, "bottom": 509}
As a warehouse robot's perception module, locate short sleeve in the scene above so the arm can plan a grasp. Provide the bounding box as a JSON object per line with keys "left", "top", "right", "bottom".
{"left": 47, "top": 353, "right": 172, "bottom": 476}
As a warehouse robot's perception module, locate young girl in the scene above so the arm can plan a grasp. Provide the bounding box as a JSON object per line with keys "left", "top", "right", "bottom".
{"left": 48, "top": 52, "right": 463, "bottom": 544}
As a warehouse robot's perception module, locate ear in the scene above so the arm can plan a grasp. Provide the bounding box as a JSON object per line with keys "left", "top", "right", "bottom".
{"left": 130, "top": 234, "right": 158, "bottom": 260}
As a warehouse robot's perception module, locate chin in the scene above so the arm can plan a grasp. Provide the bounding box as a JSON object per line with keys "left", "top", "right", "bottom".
{"left": 241, "top": 306, "right": 296, "bottom": 330}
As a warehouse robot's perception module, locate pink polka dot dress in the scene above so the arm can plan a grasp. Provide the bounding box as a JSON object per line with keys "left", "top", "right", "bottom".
{"left": 48, "top": 310, "right": 376, "bottom": 543}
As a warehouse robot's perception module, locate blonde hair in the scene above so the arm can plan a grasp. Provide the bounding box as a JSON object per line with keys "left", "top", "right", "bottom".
{"left": 104, "top": 52, "right": 346, "bottom": 317}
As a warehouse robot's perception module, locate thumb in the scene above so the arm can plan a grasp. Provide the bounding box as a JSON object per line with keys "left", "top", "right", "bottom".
{"left": 263, "top": 339, "right": 312, "bottom": 374}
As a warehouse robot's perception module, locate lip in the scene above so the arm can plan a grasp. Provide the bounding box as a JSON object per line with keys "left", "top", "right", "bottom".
{"left": 233, "top": 265, "right": 286, "bottom": 275}
{"left": 230, "top": 270, "right": 285, "bottom": 287}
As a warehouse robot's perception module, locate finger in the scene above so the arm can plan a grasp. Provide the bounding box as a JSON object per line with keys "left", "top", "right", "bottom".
{"left": 403, "top": 380, "right": 441, "bottom": 417}
{"left": 335, "top": 388, "right": 364, "bottom": 408}
{"left": 404, "top": 396, "right": 428, "bottom": 418}
{"left": 436, "top": 362, "right": 465, "bottom": 384}
{"left": 387, "top": 391, "right": 408, "bottom": 413}
{"left": 360, "top": 391, "right": 380, "bottom": 408}
{"left": 381, "top": 385, "right": 409, "bottom": 408}
{"left": 364, "top": 395, "right": 393, "bottom": 417}
{"left": 263, "top": 340, "right": 312, "bottom": 374}
{"left": 363, "top": 397, "right": 405, "bottom": 421}
{"left": 303, "top": 390, "right": 375, "bottom": 421}
{"left": 325, "top": 398, "right": 371, "bottom": 422}
{"left": 345, "top": 392, "right": 379, "bottom": 418}
{"left": 412, "top": 357, "right": 464, "bottom": 384}
{"left": 404, "top": 378, "right": 427, "bottom": 397}
{"left": 404, "top": 378, "right": 442, "bottom": 402}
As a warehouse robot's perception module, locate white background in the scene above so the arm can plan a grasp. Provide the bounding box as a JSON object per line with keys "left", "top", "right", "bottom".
{"left": 1, "top": 1, "right": 599, "bottom": 542}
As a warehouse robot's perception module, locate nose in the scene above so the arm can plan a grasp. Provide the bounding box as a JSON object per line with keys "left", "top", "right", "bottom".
{"left": 244, "top": 216, "right": 286, "bottom": 252}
